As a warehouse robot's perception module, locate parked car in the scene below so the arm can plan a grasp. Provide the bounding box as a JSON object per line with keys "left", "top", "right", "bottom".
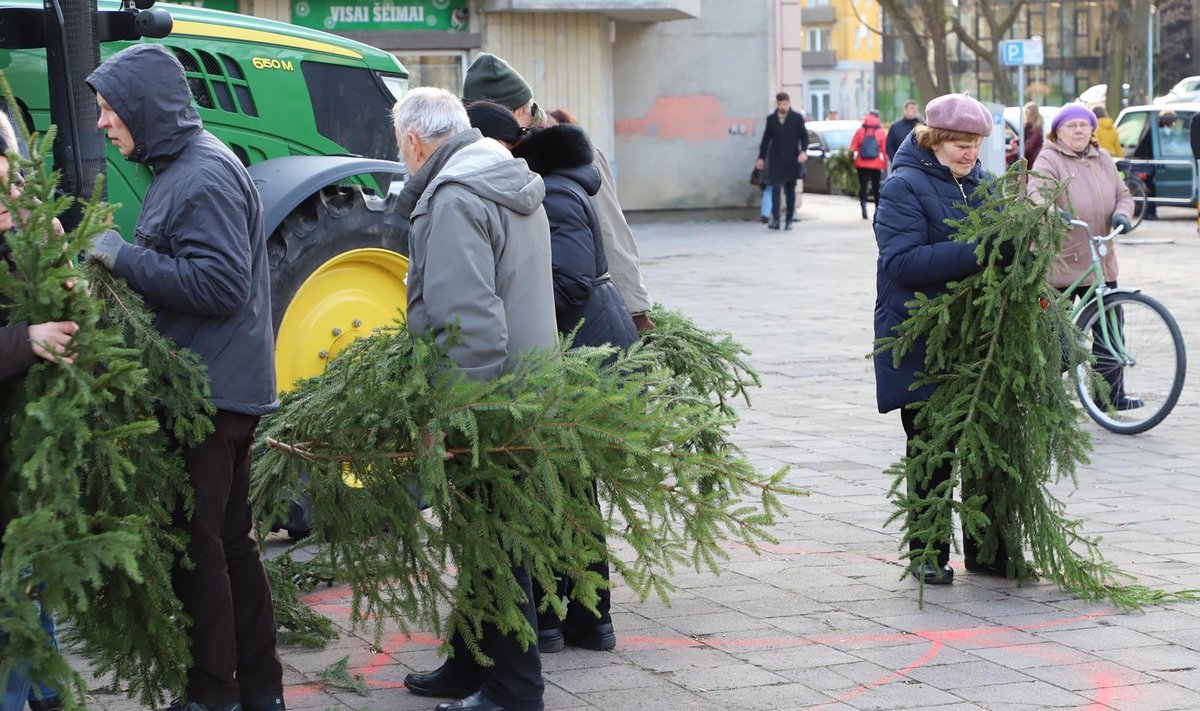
{"left": 802, "top": 119, "right": 861, "bottom": 193}
{"left": 1154, "top": 76, "right": 1200, "bottom": 105}
{"left": 1113, "top": 103, "right": 1199, "bottom": 208}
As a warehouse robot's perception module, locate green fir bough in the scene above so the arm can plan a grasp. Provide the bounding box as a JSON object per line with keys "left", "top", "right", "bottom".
{"left": 0, "top": 103, "right": 212, "bottom": 705}
{"left": 875, "top": 167, "right": 1197, "bottom": 608}
{"left": 253, "top": 311, "right": 796, "bottom": 659}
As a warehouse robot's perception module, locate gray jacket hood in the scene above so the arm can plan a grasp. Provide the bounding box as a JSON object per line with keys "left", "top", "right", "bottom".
{"left": 86, "top": 44, "right": 202, "bottom": 167}
{"left": 413, "top": 135, "right": 544, "bottom": 220}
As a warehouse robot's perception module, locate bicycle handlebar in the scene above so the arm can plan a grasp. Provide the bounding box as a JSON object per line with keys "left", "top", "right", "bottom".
{"left": 1065, "top": 217, "right": 1125, "bottom": 242}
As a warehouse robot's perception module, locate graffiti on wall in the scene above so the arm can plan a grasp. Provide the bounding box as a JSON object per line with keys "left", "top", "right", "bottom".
{"left": 615, "top": 95, "right": 757, "bottom": 141}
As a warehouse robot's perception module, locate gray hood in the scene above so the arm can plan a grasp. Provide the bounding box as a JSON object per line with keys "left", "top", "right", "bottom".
{"left": 413, "top": 136, "right": 544, "bottom": 220}
{"left": 86, "top": 44, "right": 202, "bottom": 167}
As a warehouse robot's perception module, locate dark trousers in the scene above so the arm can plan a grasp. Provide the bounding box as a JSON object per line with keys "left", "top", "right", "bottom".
{"left": 769, "top": 180, "right": 796, "bottom": 224}
{"left": 532, "top": 483, "right": 611, "bottom": 633}
{"left": 446, "top": 564, "right": 544, "bottom": 711}
{"left": 857, "top": 168, "right": 881, "bottom": 206}
{"left": 173, "top": 410, "right": 282, "bottom": 706}
{"left": 900, "top": 408, "right": 952, "bottom": 566}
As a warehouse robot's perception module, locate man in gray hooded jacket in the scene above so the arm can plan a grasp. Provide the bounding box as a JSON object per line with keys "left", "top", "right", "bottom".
{"left": 394, "top": 87, "right": 554, "bottom": 711}
{"left": 84, "top": 44, "right": 283, "bottom": 711}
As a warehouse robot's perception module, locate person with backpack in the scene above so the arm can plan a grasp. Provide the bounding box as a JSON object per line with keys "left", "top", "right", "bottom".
{"left": 851, "top": 110, "right": 888, "bottom": 220}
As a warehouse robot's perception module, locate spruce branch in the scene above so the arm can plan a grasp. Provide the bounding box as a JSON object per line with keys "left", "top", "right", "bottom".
{"left": 253, "top": 309, "right": 799, "bottom": 660}
{"left": 874, "top": 163, "right": 1199, "bottom": 608}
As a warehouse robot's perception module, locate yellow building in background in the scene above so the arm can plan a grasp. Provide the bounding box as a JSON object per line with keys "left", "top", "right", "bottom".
{"left": 800, "top": 0, "right": 881, "bottom": 121}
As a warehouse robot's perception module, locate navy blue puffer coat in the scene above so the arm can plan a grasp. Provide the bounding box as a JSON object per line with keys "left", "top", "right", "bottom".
{"left": 512, "top": 124, "right": 638, "bottom": 351}
{"left": 873, "top": 132, "right": 988, "bottom": 413}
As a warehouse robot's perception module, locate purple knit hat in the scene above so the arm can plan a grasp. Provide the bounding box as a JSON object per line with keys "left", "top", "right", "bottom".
{"left": 1050, "top": 103, "right": 1098, "bottom": 133}
{"left": 924, "top": 93, "right": 993, "bottom": 137}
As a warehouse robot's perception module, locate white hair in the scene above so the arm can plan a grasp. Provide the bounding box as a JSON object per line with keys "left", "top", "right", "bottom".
{"left": 392, "top": 87, "right": 470, "bottom": 143}
{"left": 0, "top": 109, "right": 17, "bottom": 156}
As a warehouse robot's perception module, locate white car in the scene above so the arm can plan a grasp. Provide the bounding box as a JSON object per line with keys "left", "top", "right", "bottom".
{"left": 1154, "top": 76, "right": 1200, "bottom": 104}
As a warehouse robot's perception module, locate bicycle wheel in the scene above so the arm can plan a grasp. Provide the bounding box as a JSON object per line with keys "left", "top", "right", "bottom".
{"left": 1124, "top": 176, "right": 1147, "bottom": 231}
{"left": 1074, "top": 291, "right": 1186, "bottom": 434}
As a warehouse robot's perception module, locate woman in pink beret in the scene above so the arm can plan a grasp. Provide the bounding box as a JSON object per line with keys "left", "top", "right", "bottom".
{"left": 873, "top": 92, "right": 1014, "bottom": 586}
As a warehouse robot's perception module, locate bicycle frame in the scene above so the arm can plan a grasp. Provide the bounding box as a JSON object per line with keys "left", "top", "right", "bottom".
{"left": 1056, "top": 220, "right": 1133, "bottom": 366}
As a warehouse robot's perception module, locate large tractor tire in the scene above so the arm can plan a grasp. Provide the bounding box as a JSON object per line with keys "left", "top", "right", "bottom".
{"left": 266, "top": 185, "right": 409, "bottom": 539}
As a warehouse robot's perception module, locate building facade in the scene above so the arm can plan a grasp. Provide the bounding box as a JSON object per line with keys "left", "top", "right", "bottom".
{"left": 799, "top": 0, "right": 881, "bottom": 121}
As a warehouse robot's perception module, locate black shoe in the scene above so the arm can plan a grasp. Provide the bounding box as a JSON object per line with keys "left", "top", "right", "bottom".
{"left": 767, "top": 220, "right": 780, "bottom": 230}
{"left": 964, "top": 556, "right": 1010, "bottom": 577}
{"left": 760, "top": 216, "right": 769, "bottom": 224}
{"left": 404, "top": 663, "right": 478, "bottom": 699}
{"left": 435, "top": 691, "right": 519, "bottom": 711}
{"left": 242, "top": 694, "right": 284, "bottom": 711}
{"left": 28, "top": 698, "right": 63, "bottom": 711}
{"left": 784, "top": 220, "right": 794, "bottom": 231}
{"left": 1114, "top": 395, "right": 1144, "bottom": 411}
{"left": 162, "top": 702, "right": 241, "bottom": 711}
{"left": 562, "top": 621, "right": 616, "bottom": 651}
{"left": 913, "top": 563, "right": 954, "bottom": 585}
{"left": 537, "top": 625, "right": 564, "bottom": 654}
{"left": 861, "top": 204, "right": 868, "bottom": 220}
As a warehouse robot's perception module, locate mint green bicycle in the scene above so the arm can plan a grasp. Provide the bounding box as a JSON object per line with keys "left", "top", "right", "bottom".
{"left": 1063, "top": 217, "right": 1186, "bottom": 434}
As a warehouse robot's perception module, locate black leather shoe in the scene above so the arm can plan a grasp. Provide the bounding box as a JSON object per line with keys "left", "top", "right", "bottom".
{"left": 760, "top": 216, "right": 769, "bottom": 224}
{"left": 404, "top": 664, "right": 478, "bottom": 699}
{"left": 537, "top": 625, "right": 564, "bottom": 654}
{"left": 964, "top": 556, "right": 1010, "bottom": 577}
{"left": 563, "top": 621, "right": 616, "bottom": 651}
{"left": 28, "top": 697, "right": 63, "bottom": 711}
{"left": 1114, "top": 395, "right": 1144, "bottom": 411}
{"left": 913, "top": 563, "right": 954, "bottom": 585}
{"left": 242, "top": 694, "right": 285, "bottom": 711}
{"left": 767, "top": 220, "right": 780, "bottom": 230}
{"left": 784, "top": 220, "right": 794, "bottom": 231}
{"left": 435, "top": 691, "right": 521, "bottom": 711}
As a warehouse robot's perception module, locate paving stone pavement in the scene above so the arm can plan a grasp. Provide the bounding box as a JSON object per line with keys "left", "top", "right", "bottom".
{"left": 79, "top": 196, "right": 1200, "bottom": 710}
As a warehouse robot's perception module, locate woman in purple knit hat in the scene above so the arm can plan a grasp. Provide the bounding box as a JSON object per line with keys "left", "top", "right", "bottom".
{"left": 872, "top": 92, "right": 1014, "bottom": 586}
{"left": 1028, "top": 103, "right": 1137, "bottom": 409}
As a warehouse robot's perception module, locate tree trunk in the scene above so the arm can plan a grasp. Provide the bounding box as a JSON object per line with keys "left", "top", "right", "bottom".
{"left": 877, "top": 0, "right": 944, "bottom": 102}
{"left": 1107, "top": 0, "right": 1133, "bottom": 117}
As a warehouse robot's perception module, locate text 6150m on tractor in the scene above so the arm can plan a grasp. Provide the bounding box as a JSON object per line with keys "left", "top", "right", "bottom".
{"left": 1, "top": 0, "right": 413, "bottom": 536}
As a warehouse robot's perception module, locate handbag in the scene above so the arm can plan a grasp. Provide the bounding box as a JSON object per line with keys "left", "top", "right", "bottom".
{"left": 750, "top": 166, "right": 765, "bottom": 186}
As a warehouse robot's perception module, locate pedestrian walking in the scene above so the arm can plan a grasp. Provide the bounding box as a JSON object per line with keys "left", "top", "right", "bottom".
{"left": 755, "top": 92, "right": 808, "bottom": 230}
{"left": 0, "top": 107, "right": 76, "bottom": 711}
{"left": 850, "top": 110, "right": 888, "bottom": 220}
{"left": 1028, "top": 104, "right": 1138, "bottom": 410}
{"left": 1092, "top": 105, "right": 1122, "bottom": 157}
{"left": 873, "top": 92, "right": 1011, "bottom": 585}
{"left": 509, "top": 119, "right": 637, "bottom": 656}
{"left": 396, "top": 87, "right": 554, "bottom": 711}
{"left": 463, "top": 54, "right": 656, "bottom": 332}
{"left": 885, "top": 100, "right": 921, "bottom": 162}
{"left": 1022, "top": 101, "right": 1044, "bottom": 165}
{"left": 84, "top": 44, "right": 284, "bottom": 711}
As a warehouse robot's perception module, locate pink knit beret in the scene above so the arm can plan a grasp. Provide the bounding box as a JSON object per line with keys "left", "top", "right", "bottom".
{"left": 924, "top": 93, "right": 993, "bottom": 137}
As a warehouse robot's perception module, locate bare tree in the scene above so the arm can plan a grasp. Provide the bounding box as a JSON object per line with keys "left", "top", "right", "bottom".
{"left": 874, "top": 0, "right": 953, "bottom": 102}
{"left": 1105, "top": 0, "right": 1135, "bottom": 116}
{"left": 950, "top": 0, "right": 1027, "bottom": 105}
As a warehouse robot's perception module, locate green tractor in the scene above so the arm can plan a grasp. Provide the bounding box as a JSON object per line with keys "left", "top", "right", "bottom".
{"left": 0, "top": 0, "right": 411, "bottom": 394}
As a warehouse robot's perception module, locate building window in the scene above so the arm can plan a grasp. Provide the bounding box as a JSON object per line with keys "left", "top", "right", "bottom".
{"left": 1075, "top": 9, "right": 1089, "bottom": 35}
{"left": 808, "top": 79, "right": 831, "bottom": 120}
{"left": 807, "top": 28, "right": 832, "bottom": 51}
{"left": 392, "top": 52, "right": 466, "bottom": 91}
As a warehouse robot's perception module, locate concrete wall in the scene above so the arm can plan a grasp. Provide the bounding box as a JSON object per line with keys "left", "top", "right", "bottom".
{"left": 612, "top": 0, "right": 774, "bottom": 210}
{"left": 479, "top": 12, "right": 615, "bottom": 157}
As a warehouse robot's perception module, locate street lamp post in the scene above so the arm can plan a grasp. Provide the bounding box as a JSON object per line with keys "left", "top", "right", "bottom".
{"left": 1148, "top": 4, "right": 1156, "bottom": 102}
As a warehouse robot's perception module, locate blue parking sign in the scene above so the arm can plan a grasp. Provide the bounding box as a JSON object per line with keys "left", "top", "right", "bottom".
{"left": 1001, "top": 40, "right": 1023, "bottom": 66}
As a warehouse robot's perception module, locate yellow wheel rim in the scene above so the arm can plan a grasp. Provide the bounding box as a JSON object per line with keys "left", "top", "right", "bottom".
{"left": 275, "top": 247, "right": 409, "bottom": 392}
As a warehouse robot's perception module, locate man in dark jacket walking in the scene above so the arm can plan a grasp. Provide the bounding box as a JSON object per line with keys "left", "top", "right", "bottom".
{"left": 886, "top": 100, "right": 922, "bottom": 162}
{"left": 84, "top": 44, "right": 284, "bottom": 711}
{"left": 755, "top": 92, "right": 808, "bottom": 230}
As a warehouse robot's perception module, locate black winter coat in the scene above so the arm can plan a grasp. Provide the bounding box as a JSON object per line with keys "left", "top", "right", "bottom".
{"left": 758, "top": 110, "right": 809, "bottom": 184}
{"left": 886, "top": 117, "right": 921, "bottom": 162}
{"left": 512, "top": 125, "right": 638, "bottom": 351}
{"left": 873, "top": 132, "right": 987, "bottom": 413}
{"left": 86, "top": 45, "right": 279, "bottom": 415}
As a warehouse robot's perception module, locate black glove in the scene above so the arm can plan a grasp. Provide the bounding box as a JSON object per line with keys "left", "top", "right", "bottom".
{"left": 1111, "top": 213, "right": 1133, "bottom": 235}
{"left": 991, "top": 238, "right": 1017, "bottom": 267}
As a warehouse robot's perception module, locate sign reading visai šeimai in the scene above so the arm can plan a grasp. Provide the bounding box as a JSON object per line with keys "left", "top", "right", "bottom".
{"left": 291, "top": 0, "right": 468, "bottom": 32}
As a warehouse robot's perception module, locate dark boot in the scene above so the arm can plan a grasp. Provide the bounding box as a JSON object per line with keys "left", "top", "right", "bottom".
{"left": 963, "top": 531, "right": 1011, "bottom": 577}
{"left": 861, "top": 202, "right": 868, "bottom": 220}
